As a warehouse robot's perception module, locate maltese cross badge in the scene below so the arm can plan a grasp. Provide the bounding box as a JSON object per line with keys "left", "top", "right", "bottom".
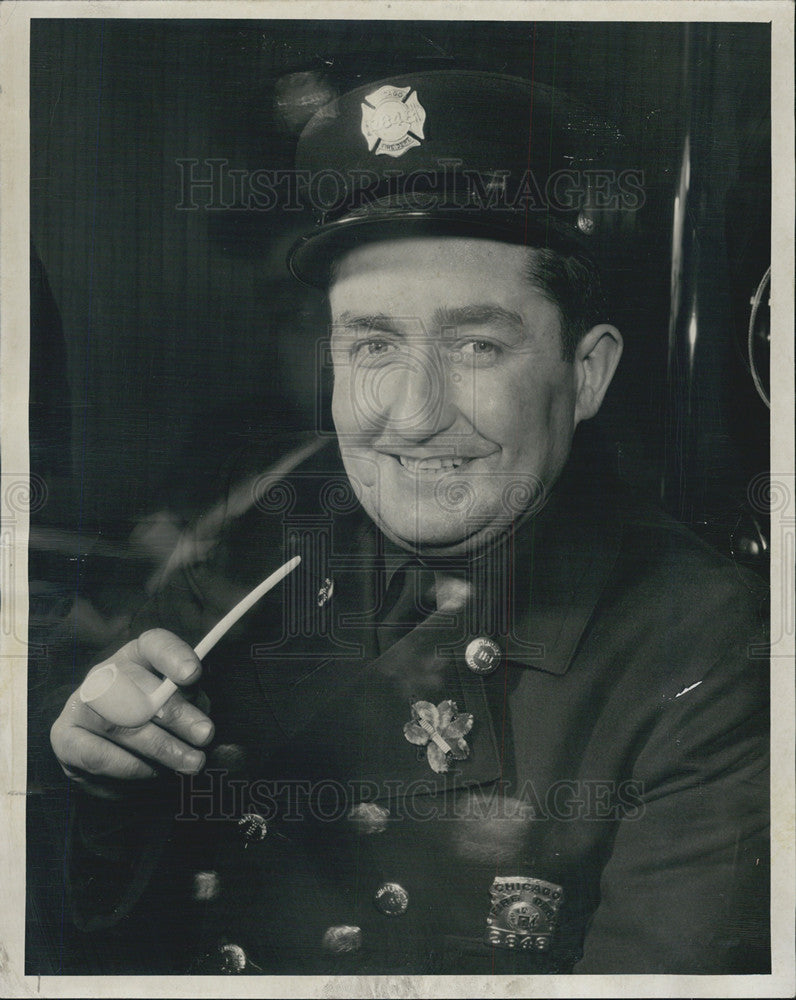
{"left": 361, "top": 84, "right": 426, "bottom": 158}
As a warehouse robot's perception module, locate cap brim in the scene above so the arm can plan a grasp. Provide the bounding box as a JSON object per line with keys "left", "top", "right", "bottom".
{"left": 287, "top": 208, "right": 591, "bottom": 288}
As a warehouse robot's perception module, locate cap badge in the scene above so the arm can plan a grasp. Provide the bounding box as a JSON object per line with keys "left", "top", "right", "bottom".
{"left": 403, "top": 698, "right": 473, "bottom": 773}
{"left": 361, "top": 85, "right": 426, "bottom": 158}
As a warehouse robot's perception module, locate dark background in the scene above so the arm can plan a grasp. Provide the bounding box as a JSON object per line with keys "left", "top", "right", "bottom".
{"left": 27, "top": 18, "right": 771, "bottom": 974}
{"left": 30, "top": 18, "right": 770, "bottom": 536}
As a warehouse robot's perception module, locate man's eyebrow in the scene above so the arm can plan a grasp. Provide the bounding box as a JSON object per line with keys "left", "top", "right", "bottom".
{"left": 333, "top": 312, "right": 406, "bottom": 336}
{"left": 332, "top": 305, "right": 526, "bottom": 339}
{"left": 432, "top": 304, "right": 526, "bottom": 336}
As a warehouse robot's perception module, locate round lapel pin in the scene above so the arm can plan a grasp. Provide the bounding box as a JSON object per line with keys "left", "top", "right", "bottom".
{"left": 464, "top": 637, "right": 502, "bottom": 675}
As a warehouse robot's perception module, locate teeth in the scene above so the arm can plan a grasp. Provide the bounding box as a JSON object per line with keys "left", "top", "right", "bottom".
{"left": 398, "top": 456, "right": 466, "bottom": 473}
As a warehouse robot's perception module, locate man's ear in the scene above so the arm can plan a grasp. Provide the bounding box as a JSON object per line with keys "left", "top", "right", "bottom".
{"left": 573, "top": 324, "right": 623, "bottom": 425}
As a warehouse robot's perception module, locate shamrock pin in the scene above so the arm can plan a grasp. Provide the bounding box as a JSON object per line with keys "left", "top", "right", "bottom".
{"left": 403, "top": 699, "right": 474, "bottom": 773}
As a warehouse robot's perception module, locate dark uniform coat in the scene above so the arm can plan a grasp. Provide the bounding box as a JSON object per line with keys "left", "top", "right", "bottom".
{"left": 65, "top": 436, "right": 770, "bottom": 975}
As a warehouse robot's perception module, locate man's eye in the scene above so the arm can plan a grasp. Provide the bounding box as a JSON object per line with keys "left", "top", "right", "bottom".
{"left": 364, "top": 340, "right": 391, "bottom": 355}
{"left": 457, "top": 340, "right": 501, "bottom": 360}
{"left": 352, "top": 339, "right": 398, "bottom": 364}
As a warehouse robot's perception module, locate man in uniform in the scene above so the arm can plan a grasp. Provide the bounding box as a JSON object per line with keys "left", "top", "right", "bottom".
{"left": 50, "top": 72, "right": 769, "bottom": 975}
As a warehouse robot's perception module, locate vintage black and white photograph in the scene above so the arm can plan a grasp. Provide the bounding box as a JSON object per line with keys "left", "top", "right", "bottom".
{"left": 2, "top": 1, "right": 793, "bottom": 994}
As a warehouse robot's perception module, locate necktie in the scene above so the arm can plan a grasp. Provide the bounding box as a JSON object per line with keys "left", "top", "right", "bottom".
{"left": 375, "top": 561, "right": 475, "bottom": 654}
{"left": 375, "top": 560, "right": 436, "bottom": 654}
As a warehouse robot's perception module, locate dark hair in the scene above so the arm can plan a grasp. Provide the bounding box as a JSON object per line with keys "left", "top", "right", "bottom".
{"left": 524, "top": 247, "right": 610, "bottom": 363}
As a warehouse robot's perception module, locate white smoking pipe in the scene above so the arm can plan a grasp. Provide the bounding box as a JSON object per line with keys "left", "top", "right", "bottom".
{"left": 79, "top": 555, "right": 301, "bottom": 728}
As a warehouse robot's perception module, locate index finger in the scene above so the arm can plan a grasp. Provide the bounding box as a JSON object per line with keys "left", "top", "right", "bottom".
{"left": 126, "top": 672, "right": 215, "bottom": 747}
{"left": 123, "top": 628, "right": 202, "bottom": 686}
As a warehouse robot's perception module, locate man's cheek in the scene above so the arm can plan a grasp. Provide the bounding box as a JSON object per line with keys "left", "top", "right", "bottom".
{"left": 334, "top": 373, "right": 383, "bottom": 435}
{"left": 340, "top": 448, "right": 380, "bottom": 492}
{"left": 331, "top": 381, "right": 362, "bottom": 438}
{"left": 330, "top": 371, "right": 347, "bottom": 427}
{"left": 514, "top": 384, "right": 560, "bottom": 437}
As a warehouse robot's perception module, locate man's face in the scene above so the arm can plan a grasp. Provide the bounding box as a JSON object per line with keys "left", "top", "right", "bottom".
{"left": 329, "top": 236, "right": 580, "bottom": 552}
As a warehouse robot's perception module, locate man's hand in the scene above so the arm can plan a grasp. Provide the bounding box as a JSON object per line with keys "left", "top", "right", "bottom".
{"left": 50, "top": 629, "right": 214, "bottom": 795}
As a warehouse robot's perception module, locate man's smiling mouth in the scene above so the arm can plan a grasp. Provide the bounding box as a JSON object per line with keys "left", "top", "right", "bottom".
{"left": 397, "top": 455, "right": 468, "bottom": 473}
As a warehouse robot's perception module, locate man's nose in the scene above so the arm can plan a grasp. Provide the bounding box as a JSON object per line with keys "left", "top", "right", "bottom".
{"left": 360, "top": 344, "right": 458, "bottom": 440}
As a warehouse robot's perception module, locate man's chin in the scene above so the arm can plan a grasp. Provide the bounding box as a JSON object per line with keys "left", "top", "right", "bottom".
{"left": 373, "top": 512, "right": 509, "bottom": 556}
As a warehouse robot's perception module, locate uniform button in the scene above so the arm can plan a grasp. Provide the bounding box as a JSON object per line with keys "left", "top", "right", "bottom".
{"left": 373, "top": 882, "right": 409, "bottom": 916}
{"left": 464, "top": 636, "right": 502, "bottom": 675}
{"left": 321, "top": 925, "right": 362, "bottom": 954}
{"left": 192, "top": 870, "right": 221, "bottom": 901}
{"left": 218, "top": 943, "right": 247, "bottom": 973}
{"left": 348, "top": 801, "right": 390, "bottom": 834}
{"left": 238, "top": 812, "right": 268, "bottom": 844}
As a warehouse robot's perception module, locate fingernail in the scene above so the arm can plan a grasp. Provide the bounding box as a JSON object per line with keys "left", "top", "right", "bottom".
{"left": 191, "top": 720, "right": 213, "bottom": 745}
{"left": 180, "top": 751, "right": 205, "bottom": 773}
{"left": 178, "top": 659, "right": 198, "bottom": 683}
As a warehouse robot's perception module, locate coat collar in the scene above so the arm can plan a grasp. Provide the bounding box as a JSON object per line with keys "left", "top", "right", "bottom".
{"left": 355, "top": 439, "right": 625, "bottom": 676}
{"left": 236, "top": 433, "right": 625, "bottom": 685}
{"left": 229, "top": 433, "right": 624, "bottom": 799}
{"left": 497, "top": 471, "right": 624, "bottom": 674}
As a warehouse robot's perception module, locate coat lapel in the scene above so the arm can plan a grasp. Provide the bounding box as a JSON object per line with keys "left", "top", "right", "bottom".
{"left": 245, "top": 435, "right": 625, "bottom": 801}
{"left": 251, "top": 509, "right": 502, "bottom": 800}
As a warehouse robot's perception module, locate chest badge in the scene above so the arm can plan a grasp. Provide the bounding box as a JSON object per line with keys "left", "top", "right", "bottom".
{"left": 361, "top": 85, "right": 426, "bottom": 158}
{"left": 403, "top": 699, "right": 473, "bottom": 773}
{"left": 485, "top": 876, "right": 564, "bottom": 952}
